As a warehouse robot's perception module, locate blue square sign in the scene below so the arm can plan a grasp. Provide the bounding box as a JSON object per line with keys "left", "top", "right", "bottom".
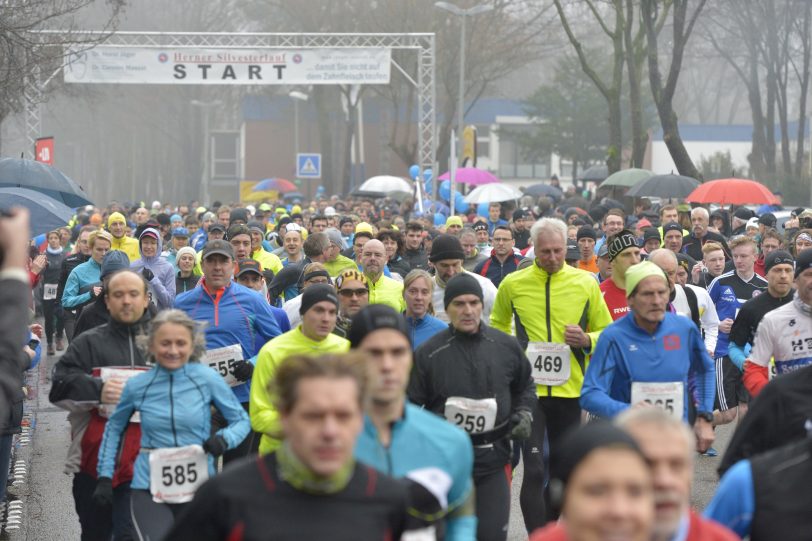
{"left": 297, "top": 153, "right": 321, "bottom": 179}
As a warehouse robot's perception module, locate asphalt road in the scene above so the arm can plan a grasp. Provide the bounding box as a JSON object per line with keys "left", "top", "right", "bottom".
{"left": 14, "top": 352, "right": 732, "bottom": 541}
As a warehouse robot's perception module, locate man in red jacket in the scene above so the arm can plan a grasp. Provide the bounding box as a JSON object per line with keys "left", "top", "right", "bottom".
{"left": 618, "top": 408, "right": 737, "bottom": 541}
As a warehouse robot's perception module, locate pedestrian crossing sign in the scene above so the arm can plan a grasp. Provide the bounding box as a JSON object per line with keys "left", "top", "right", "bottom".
{"left": 297, "top": 153, "right": 321, "bottom": 178}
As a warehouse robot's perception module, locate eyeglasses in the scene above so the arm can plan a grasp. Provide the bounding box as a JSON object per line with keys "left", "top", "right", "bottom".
{"left": 338, "top": 288, "right": 369, "bottom": 298}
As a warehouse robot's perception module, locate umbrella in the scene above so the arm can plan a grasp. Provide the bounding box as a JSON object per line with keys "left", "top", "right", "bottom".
{"left": 626, "top": 174, "right": 700, "bottom": 199}
{"left": 599, "top": 168, "right": 654, "bottom": 188}
{"left": 522, "top": 183, "right": 563, "bottom": 199}
{"left": 253, "top": 178, "right": 297, "bottom": 193}
{"left": 579, "top": 164, "right": 609, "bottom": 182}
{"left": 0, "top": 187, "right": 74, "bottom": 237}
{"left": 0, "top": 157, "right": 92, "bottom": 207}
{"left": 463, "top": 183, "right": 522, "bottom": 204}
{"left": 356, "top": 175, "right": 414, "bottom": 195}
{"left": 283, "top": 192, "right": 304, "bottom": 200}
{"left": 685, "top": 178, "right": 780, "bottom": 205}
{"left": 438, "top": 167, "right": 499, "bottom": 186}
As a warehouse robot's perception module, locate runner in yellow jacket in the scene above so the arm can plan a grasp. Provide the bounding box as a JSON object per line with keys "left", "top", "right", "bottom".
{"left": 106, "top": 212, "right": 140, "bottom": 263}
{"left": 249, "top": 284, "right": 349, "bottom": 454}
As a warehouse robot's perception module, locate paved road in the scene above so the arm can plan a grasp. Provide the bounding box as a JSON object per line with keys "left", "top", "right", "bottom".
{"left": 15, "top": 352, "right": 732, "bottom": 541}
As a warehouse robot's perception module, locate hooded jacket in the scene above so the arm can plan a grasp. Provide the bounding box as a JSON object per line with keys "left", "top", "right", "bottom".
{"left": 107, "top": 213, "right": 141, "bottom": 262}
{"left": 61, "top": 258, "right": 102, "bottom": 310}
{"left": 130, "top": 227, "right": 176, "bottom": 310}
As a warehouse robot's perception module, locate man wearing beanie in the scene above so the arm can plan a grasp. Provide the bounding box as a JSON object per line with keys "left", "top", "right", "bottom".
{"left": 581, "top": 261, "right": 716, "bottom": 451}
{"left": 728, "top": 250, "right": 794, "bottom": 377}
{"left": 106, "top": 212, "right": 140, "bottom": 262}
{"left": 409, "top": 274, "right": 536, "bottom": 541}
{"left": 576, "top": 226, "right": 599, "bottom": 273}
{"left": 250, "top": 283, "right": 350, "bottom": 455}
{"left": 600, "top": 229, "right": 642, "bottom": 321}
{"left": 428, "top": 234, "right": 497, "bottom": 322}
{"left": 350, "top": 305, "right": 477, "bottom": 540}
{"left": 491, "top": 218, "right": 612, "bottom": 533}
{"left": 742, "top": 248, "right": 812, "bottom": 397}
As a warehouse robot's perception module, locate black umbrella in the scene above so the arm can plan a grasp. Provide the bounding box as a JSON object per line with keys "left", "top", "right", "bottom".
{"left": 0, "top": 187, "right": 74, "bottom": 236}
{"left": 522, "top": 183, "right": 563, "bottom": 199}
{"left": 0, "top": 157, "right": 92, "bottom": 207}
{"left": 579, "top": 164, "right": 609, "bottom": 183}
{"left": 626, "top": 174, "right": 700, "bottom": 199}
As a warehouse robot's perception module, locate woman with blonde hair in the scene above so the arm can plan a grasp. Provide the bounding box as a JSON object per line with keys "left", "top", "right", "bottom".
{"left": 402, "top": 269, "right": 447, "bottom": 349}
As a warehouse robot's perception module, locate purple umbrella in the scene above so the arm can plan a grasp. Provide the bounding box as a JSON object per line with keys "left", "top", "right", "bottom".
{"left": 438, "top": 168, "right": 499, "bottom": 186}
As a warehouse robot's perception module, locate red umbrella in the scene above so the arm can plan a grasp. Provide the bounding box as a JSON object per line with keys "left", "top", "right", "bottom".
{"left": 685, "top": 178, "right": 780, "bottom": 205}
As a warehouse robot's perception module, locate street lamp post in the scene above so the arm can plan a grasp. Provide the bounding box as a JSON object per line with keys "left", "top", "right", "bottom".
{"left": 289, "top": 91, "right": 309, "bottom": 162}
{"left": 435, "top": 1, "right": 493, "bottom": 214}
{"left": 191, "top": 99, "right": 223, "bottom": 206}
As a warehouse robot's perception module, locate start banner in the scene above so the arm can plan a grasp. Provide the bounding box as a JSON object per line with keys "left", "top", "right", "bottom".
{"left": 64, "top": 46, "right": 391, "bottom": 85}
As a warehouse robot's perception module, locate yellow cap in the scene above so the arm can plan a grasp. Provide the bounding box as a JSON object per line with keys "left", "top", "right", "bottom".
{"left": 107, "top": 212, "right": 126, "bottom": 226}
{"left": 446, "top": 216, "right": 463, "bottom": 227}
{"left": 355, "top": 222, "right": 373, "bottom": 234}
{"left": 625, "top": 261, "right": 667, "bottom": 299}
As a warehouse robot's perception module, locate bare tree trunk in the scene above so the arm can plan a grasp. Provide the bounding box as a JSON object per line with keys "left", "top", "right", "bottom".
{"left": 624, "top": 0, "right": 646, "bottom": 168}
{"left": 796, "top": 1, "right": 812, "bottom": 180}
{"left": 642, "top": 0, "right": 706, "bottom": 180}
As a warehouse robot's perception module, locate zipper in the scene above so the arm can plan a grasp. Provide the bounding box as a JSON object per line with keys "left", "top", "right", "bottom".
{"left": 546, "top": 273, "right": 553, "bottom": 397}
{"left": 128, "top": 328, "right": 135, "bottom": 369}
{"left": 169, "top": 372, "right": 178, "bottom": 446}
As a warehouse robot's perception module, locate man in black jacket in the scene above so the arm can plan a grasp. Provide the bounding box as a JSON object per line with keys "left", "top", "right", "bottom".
{"left": 50, "top": 269, "right": 152, "bottom": 541}
{"left": 56, "top": 225, "right": 93, "bottom": 341}
{"left": 72, "top": 250, "right": 131, "bottom": 338}
{"left": 402, "top": 221, "right": 429, "bottom": 272}
{"left": 0, "top": 208, "right": 36, "bottom": 504}
{"left": 408, "top": 273, "right": 536, "bottom": 541}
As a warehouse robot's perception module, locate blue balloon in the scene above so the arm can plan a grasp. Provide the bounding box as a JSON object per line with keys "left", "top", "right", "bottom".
{"left": 477, "top": 202, "right": 489, "bottom": 217}
{"left": 439, "top": 180, "right": 451, "bottom": 201}
{"left": 434, "top": 212, "right": 445, "bottom": 226}
{"left": 408, "top": 164, "right": 420, "bottom": 180}
{"left": 423, "top": 168, "right": 433, "bottom": 182}
{"left": 453, "top": 192, "right": 466, "bottom": 211}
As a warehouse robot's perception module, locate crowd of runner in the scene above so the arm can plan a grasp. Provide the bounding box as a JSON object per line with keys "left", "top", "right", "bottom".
{"left": 3, "top": 184, "right": 811, "bottom": 540}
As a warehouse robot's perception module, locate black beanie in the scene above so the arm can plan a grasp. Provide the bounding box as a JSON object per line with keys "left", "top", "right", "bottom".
{"left": 430, "top": 234, "right": 465, "bottom": 263}
{"left": 443, "top": 273, "right": 483, "bottom": 309}
{"left": 299, "top": 283, "right": 339, "bottom": 315}
{"left": 230, "top": 207, "right": 250, "bottom": 224}
{"left": 764, "top": 250, "right": 793, "bottom": 274}
{"left": 347, "top": 305, "right": 410, "bottom": 348}
{"left": 795, "top": 248, "right": 812, "bottom": 278}
{"left": 576, "top": 226, "right": 597, "bottom": 241}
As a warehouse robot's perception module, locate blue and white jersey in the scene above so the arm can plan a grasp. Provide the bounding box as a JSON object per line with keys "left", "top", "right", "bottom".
{"left": 750, "top": 295, "right": 812, "bottom": 375}
{"left": 708, "top": 270, "right": 767, "bottom": 357}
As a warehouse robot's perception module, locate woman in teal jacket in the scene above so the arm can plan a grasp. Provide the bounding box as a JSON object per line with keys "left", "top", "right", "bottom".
{"left": 94, "top": 309, "right": 249, "bottom": 540}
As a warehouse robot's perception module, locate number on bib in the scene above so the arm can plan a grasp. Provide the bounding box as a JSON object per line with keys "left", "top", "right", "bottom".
{"left": 526, "top": 342, "right": 571, "bottom": 386}
{"left": 149, "top": 445, "right": 208, "bottom": 504}
{"left": 630, "top": 381, "right": 684, "bottom": 420}
{"left": 201, "top": 344, "right": 243, "bottom": 387}
{"left": 43, "top": 284, "right": 58, "bottom": 301}
{"left": 443, "top": 397, "right": 497, "bottom": 434}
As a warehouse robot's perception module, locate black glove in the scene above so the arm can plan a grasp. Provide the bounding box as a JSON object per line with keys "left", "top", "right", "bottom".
{"left": 141, "top": 267, "right": 154, "bottom": 281}
{"left": 92, "top": 476, "right": 114, "bottom": 507}
{"left": 202, "top": 435, "right": 228, "bottom": 457}
{"left": 510, "top": 410, "right": 533, "bottom": 441}
{"left": 231, "top": 360, "right": 254, "bottom": 381}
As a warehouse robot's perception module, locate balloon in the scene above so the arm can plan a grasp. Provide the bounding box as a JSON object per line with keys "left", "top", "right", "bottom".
{"left": 477, "top": 202, "right": 489, "bottom": 217}
{"left": 439, "top": 180, "right": 451, "bottom": 201}
{"left": 408, "top": 164, "right": 420, "bottom": 180}
{"left": 453, "top": 192, "right": 466, "bottom": 211}
{"left": 434, "top": 212, "right": 445, "bottom": 226}
{"left": 423, "top": 168, "right": 433, "bottom": 182}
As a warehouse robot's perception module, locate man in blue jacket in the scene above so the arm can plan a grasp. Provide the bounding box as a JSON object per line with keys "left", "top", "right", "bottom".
{"left": 174, "top": 239, "right": 282, "bottom": 463}
{"left": 351, "top": 305, "right": 476, "bottom": 540}
{"left": 580, "top": 261, "right": 716, "bottom": 452}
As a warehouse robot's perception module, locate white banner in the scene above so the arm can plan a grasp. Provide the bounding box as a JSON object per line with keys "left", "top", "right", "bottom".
{"left": 64, "top": 46, "right": 391, "bottom": 85}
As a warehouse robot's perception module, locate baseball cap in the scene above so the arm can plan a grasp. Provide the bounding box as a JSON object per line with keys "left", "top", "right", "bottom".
{"left": 208, "top": 223, "right": 226, "bottom": 234}
{"left": 662, "top": 222, "right": 682, "bottom": 235}
{"left": 355, "top": 222, "right": 374, "bottom": 235}
{"left": 236, "top": 258, "right": 262, "bottom": 277}
{"left": 758, "top": 213, "right": 777, "bottom": 227}
{"left": 202, "top": 239, "right": 234, "bottom": 260}
{"left": 642, "top": 228, "right": 661, "bottom": 243}
{"left": 227, "top": 223, "right": 250, "bottom": 240}
{"left": 566, "top": 242, "right": 580, "bottom": 261}
{"left": 171, "top": 227, "right": 189, "bottom": 238}
{"left": 597, "top": 243, "right": 609, "bottom": 259}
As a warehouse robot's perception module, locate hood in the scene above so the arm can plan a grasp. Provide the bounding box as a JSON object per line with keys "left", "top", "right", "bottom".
{"left": 138, "top": 227, "right": 163, "bottom": 261}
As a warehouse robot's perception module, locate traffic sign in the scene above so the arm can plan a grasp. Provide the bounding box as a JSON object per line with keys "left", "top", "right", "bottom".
{"left": 297, "top": 153, "right": 321, "bottom": 179}
{"left": 35, "top": 137, "right": 54, "bottom": 165}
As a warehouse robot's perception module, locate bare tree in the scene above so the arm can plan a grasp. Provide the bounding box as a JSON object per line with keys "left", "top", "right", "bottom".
{"left": 641, "top": 0, "right": 706, "bottom": 180}
{"left": 0, "top": 0, "right": 124, "bottom": 153}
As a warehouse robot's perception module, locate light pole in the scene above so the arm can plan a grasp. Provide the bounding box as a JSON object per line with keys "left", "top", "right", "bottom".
{"left": 435, "top": 1, "right": 493, "bottom": 213}
{"left": 191, "top": 99, "right": 222, "bottom": 206}
{"left": 289, "top": 90, "right": 309, "bottom": 163}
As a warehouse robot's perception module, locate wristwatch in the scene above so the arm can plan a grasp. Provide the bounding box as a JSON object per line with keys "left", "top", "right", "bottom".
{"left": 696, "top": 411, "right": 713, "bottom": 423}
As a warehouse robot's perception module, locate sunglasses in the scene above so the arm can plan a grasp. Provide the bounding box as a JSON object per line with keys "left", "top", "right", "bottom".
{"left": 338, "top": 288, "right": 369, "bottom": 298}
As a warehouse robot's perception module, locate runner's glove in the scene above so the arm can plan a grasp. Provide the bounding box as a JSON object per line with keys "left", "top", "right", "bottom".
{"left": 141, "top": 268, "right": 154, "bottom": 281}
{"left": 92, "top": 476, "right": 114, "bottom": 507}
{"left": 231, "top": 360, "right": 254, "bottom": 381}
{"left": 203, "top": 435, "right": 228, "bottom": 457}
{"left": 510, "top": 410, "right": 533, "bottom": 441}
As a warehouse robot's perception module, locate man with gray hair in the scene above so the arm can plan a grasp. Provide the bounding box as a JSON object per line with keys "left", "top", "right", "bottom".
{"left": 617, "top": 408, "right": 737, "bottom": 541}
{"left": 491, "top": 217, "right": 612, "bottom": 532}
{"left": 682, "top": 207, "right": 730, "bottom": 262}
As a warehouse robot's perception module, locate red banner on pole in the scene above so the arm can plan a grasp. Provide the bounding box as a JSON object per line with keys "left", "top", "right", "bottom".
{"left": 35, "top": 137, "right": 54, "bottom": 165}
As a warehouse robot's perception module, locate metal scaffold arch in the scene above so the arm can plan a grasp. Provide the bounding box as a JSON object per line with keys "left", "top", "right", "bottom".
{"left": 25, "top": 31, "right": 437, "bottom": 196}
